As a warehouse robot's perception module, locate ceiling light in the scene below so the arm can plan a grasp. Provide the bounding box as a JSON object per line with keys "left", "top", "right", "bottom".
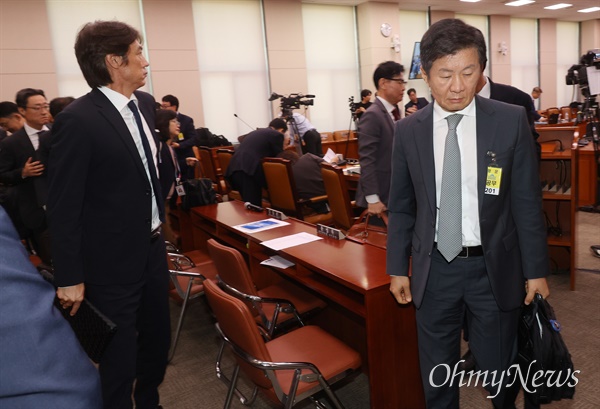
{"left": 460, "top": 0, "right": 481, "bottom": 3}
{"left": 505, "top": 0, "right": 535, "bottom": 6}
{"left": 578, "top": 7, "right": 600, "bottom": 13}
{"left": 544, "top": 3, "right": 572, "bottom": 10}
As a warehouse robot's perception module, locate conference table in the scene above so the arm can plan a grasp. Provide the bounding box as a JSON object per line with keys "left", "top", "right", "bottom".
{"left": 190, "top": 201, "right": 425, "bottom": 408}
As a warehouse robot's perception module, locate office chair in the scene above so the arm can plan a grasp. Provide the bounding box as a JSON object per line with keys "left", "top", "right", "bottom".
{"left": 262, "top": 157, "right": 332, "bottom": 225}
{"left": 166, "top": 245, "right": 218, "bottom": 362}
{"left": 196, "top": 146, "right": 228, "bottom": 195}
{"left": 320, "top": 162, "right": 359, "bottom": 232}
{"left": 215, "top": 148, "right": 241, "bottom": 201}
{"left": 203, "top": 278, "right": 361, "bottom": 409}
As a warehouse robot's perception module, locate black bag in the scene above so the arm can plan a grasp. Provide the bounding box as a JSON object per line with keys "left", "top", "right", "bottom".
{"left": 180, "top": 178, "right": 217, "bottom": 210}
{"left": 518, "top": 293, "right": 576, "bottom": 405}
{"left": 195, "top": 127, "right": 232, "bottom": 148}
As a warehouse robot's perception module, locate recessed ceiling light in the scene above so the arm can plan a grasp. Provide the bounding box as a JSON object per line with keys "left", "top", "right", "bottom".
{"left": 460, "top": 0, "right": 481, "bottom": 3}
{"left": 544, "top": 3, "right": 572, "bottom": 10}
{"left": 505, "top": 0, "right": 535, "bottom": 6}
{"left": 578, "top": 7, "right": 600, "bottom": 13}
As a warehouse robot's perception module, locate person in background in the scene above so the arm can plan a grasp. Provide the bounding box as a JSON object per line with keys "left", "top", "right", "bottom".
{"left": 225, "top": 118, "right": 288, "bottom": 207}
{"left": 387, "top": 19, "right": 549, "bottom": 408}
{"left": 0, "top": 101, "right": 25, "bottom": 135}
{"left": 161, "top": 94, "right": 196, "bottom": 180}
{"left": 354, "top": 89, "right": 372, "bottom": 120}
{"left": 531, "top": 86, "right": 545, "bottom": 121}
{"left": 0, "top": 88, "right": 52, "bottom": 265}
{"left": 49, "top": 96, "right": 76, "bottom": 122}
{"left": 355, "top": 60, "right": 406, "bottom": 220}
{"left": 0, "top": 206, "right": 102, "bottom": 409}
{"left": 155, "top": 109, "right": 198, "bottom": 244}
{"left": 404, "top": 88, "right": 429, "bottom": 116}
{"left": 284, "top": 110, "right": 323, "bottom": 157}
{"left": 48, "top": 20, "right": 170, "bottom": 409}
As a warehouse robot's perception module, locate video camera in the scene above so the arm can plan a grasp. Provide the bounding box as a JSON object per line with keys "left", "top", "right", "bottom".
{"left": 268, "top": 92, "right": 315, "bottom": 111}
{"left": 566, "top": 49, "right": 600, "bottom": 97}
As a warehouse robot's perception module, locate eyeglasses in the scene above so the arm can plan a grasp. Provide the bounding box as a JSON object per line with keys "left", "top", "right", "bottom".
{"left": 26, "top": 104, "right": 50, "bottom": 112}
{"left": 170, "top": 119, "right": 180, "bottom": 125}
{"left": 385, "top": 78, "right": 407, "bottom": 85}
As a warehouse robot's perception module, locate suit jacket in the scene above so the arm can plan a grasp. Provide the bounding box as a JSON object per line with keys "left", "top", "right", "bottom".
{"left": 173, "top": 112, "right": 196, "bottom": 179}
{"left": 488, "top": 79, "right": 540, "bottom": 158}
{"left": 386, "top": 96, "right": 548, "bottom": 311}
{"left": 157, "top": 141, "right": 177, "bottom": 202}
{"left": 0, "top": 207, "right": 102, "bottom": 408}
{"left": 355, "top": 97, "right": 395, "bottom": 208}
{"left": 224, "top": 127, "right": 284, "bottom": 186}
{"left": 47, "top": 89, "right": 164, "bottom": 287}
{"left": 0, "top": 128, "right": 46, "bottom": 230}
{"left": 404, "top": 97, "right": 429, "bottom": 113}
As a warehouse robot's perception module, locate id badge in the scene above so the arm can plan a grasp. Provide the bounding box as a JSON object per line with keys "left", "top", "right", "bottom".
{"left": 175, "top": 184, "right": 186, "bottom": 196}
{"left": 178, "top": 132, "right": 184, "bottom": 141}
{"left": 485, "top": 166, "right": 502, "bottom": 195}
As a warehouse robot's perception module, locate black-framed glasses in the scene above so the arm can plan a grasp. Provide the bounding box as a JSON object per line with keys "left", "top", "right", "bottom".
{"left": 26, "top": 104, "right": 50, "bottom": 111}
{"left": 385, "top": 78, "right": 407, "bottom": 85}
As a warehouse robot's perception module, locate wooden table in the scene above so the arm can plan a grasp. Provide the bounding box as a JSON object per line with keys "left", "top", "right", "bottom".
{"left": 191, "top": 201, "right": 424, "bottom": 409}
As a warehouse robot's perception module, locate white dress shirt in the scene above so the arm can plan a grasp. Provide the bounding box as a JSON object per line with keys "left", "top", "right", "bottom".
{"left": 24, "top": 122, "right": 49, "bottom": 150}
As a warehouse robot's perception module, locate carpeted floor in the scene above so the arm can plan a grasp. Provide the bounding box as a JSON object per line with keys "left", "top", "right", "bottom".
{"left": 158, "top": 211, "right": 599, "bottom": 409}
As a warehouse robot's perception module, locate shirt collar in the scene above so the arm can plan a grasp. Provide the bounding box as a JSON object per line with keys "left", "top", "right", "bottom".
{"left": 377, "top": 95, "right": 397, "bottom": 113}
{"left": 98, "top": 86, "right": 138, "bottom": 112}
{"left": 433, "top": 97, "right": 476, "bottom": 122}
{"left": 23, "top": 122, "right": 49, "bottom": 136}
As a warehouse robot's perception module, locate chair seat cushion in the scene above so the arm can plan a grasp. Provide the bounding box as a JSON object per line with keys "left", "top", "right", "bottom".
{"left": 266, "top": 325, "right": 361, "bottom": 397}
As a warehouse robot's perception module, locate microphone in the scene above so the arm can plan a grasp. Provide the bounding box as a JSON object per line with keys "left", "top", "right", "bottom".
{"left": 233, "top": 113, "right": 256, "bottom": 131}
{"left": 244, "top": 202, "right": 264, "bottom": 212}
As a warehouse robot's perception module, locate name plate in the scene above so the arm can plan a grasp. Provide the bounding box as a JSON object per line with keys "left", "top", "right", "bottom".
{"left": 316, "top": 224, "right": 346, "bottom": 240}
{"left": 266, "top": 208, "right": 288, "bottom": 220}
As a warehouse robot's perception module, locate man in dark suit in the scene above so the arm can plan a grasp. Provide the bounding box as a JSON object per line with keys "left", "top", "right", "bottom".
{"left": 387, "top": 19, "right": 549, "bottom": 408}
{"left": 356, "top": 60, "right": 405, "bottom": 217}
{"left": 478, "top": 75, "right": 541, "bottom": 159}
{"left": 0, "top": 206, "right": 102, "bottom": 409}
{"left": 0, "top": 89, "right": 52, "bottom": 265}
{"left": 47, "top": 21, "right": 170, "bottom": 409}
{"left": 161, "top": 94, "right": 196, "bottom": 179}
{"left": 404, "top": 87, "right": 429, "bottom": 116}
{"left": 225, "top": 118, "right": 288, "bottom": 206}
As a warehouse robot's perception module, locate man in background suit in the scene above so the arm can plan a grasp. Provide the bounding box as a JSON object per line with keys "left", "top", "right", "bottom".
{"left": 404, "top": 87, "right": 429, "bottom": 116}
{"left": 0, "top": 89, "right": 52, "bottom": 265}
{"left": 355, "top": 60, "right": 405, "bottom": 217}
{"left": 225, "top": 118, "right": 288, "bottom": 206}
{"left": 0, "top": 206, "right": 102, "bottom": 409}
{"left": 387, "top": 19, "right": 549, "bottom": 408}
{"left": 161, "top": 94, "right": 196, "bottom": 179}
{"left": 48, "top": 21, "right": 170, "bottom": 409}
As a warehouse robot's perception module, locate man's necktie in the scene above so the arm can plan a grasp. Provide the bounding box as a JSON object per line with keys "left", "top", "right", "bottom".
{"left": 392, "top": 105, "right": 401, "bottom": 121}
{"left": 437, "top": 114, "right": 463, "bottom": 262}
{"left": 127, "top": 100, "right": 162, "bottom": 215}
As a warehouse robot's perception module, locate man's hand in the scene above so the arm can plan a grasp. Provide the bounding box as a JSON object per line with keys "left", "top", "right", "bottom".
{"left": 524, "top": 277, "right": 550, "bottom": 305}
{"left": 367, "top": 201, "right": 387, "bottom": 216}
{"left": 21, "top": 157, "right": 44, "bottom": 178}
{"left": 57, "top": 283, "right": 85, "bottom": 316}
{"left": 185, "top": 157, "right": 199, "bottom": 167}
{"left": 406, "top": 106, "right": 418, "bottom": 116}
{"left": 390, "top": 276, "right": 412, "bottom": 304}
{"left": 171, "top": 142, "right": 180, "bottom": 148}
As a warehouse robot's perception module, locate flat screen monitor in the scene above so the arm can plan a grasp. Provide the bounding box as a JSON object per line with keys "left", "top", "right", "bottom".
{"left": 408, "top": 42, "right": 422, "bottom": 80}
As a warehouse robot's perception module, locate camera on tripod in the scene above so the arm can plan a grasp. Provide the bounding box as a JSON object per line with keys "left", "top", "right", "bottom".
{"left": 566, "top": 49, "right": 600, "bottom": 98}
{"left": 269, "top": 92, "right": 315, "bottom": 111}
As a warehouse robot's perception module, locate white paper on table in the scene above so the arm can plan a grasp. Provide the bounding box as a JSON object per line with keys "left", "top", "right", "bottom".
{"left": 232, "top": 218, "right": 290, "bottom": 234}
{"left": 261, "top": 232, "right": 323, "bottom": 251}
{"left": 260, "top": 255, "right": 295, "bottom": 269}
{"left": 323, "top": 148, "right": 337, "bottom": 163}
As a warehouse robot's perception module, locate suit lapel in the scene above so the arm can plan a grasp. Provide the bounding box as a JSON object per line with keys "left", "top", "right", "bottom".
{"left": 374, "top": 98, "right": 394, "bottom": 135}
{"left": 413, "top": 104, "right": 436, "bottom": 218}
{"left": 475, "top": 96, "right": 497, "bottom": 214}
{"left": 90, "top": 89, "right": 150, "bottom": 184}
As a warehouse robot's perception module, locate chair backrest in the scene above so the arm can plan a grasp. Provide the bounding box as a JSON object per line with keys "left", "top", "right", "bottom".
{"left": 207, "top": 239, "right": 259, "bottom": 298}
{"left": 320, "top": 163, "right": 354, "bottom": 231}
{"left": 262, "top": 157, "right": 303, "bottom": 219}
{"left": 203, "top": 278, "right": 273, "bottom": 390}
{"left": 197, "top": 146, "right": 219, "bottom": 183}
{"left": 333, "top": 130, "right": 357, "bottom": 141}
{"left": 320, "top": 132, "right": 334, "bottom": 142}
{"left": 216, "top": 148, "right": 234, "bottom": 175}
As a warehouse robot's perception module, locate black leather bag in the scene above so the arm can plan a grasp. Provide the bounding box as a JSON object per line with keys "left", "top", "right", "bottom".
{"left": 180, "top": 178, "right": 217, "bottom": 211}
{"left": 518, "top": 293, "right": 576, "bottom": 405}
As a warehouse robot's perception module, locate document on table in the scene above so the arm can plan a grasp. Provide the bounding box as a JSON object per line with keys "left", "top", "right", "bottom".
{"left": 261, "top": 232, "right": 322, "bottom": 251}
{"left": 323, "top": 148, "right": 338, "bottom": 163}
{"left": 260, "top": 255, "right": 295, "bottom": 269}
{"left": 232, "top": 218, "right": 290, "bottom": 234}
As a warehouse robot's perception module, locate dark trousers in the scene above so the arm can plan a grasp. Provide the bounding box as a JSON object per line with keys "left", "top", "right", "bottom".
{"left": 228, "top": 170, "right": 263, "bottom": 207}
{"left": 302, "top": 129, "right": 323, "bottom": 156}
{"left": 86, "top": 235, "right": 171, "bottom": 409}
{"left": 416, "top": 249, "right": 520, "bottom": 409}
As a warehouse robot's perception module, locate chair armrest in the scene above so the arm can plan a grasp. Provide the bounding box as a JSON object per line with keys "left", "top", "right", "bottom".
{"left": 168, "top": 252, "right": 196, "bottom": 269}
{"left": 169, "top": 269, "right": 205, "bottom": 280}
{"left": 306, "top": 195, "right": 328, "bottom": 204}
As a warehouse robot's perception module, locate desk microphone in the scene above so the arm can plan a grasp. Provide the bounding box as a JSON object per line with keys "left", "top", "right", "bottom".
{"left": 234, "top": 114, "right": 256, "bottom": 131}
{"left": 244, "top": 202, "right": 264, "bottom": 212}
